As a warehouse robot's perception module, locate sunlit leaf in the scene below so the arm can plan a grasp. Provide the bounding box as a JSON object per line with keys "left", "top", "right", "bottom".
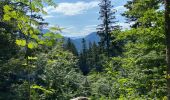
{"left": 28, "top": 56, "right": 38, "bottom": 60}
{"left": 29, "top": 29, "right": 34, "bottom": 35}
{"left": 43, "top": 32, "right": 53, "bottom": 37}
{"left": 49, "top": 26, "right": 62, "bottom": 32}
{"left": 28, "top": 42, "right": 38, "bottom": 49}
{"left": 38, "top": 40, "right": 45, "bottom": 45}
{"left": 22, "top": 63, "right": 27, "bottom": 66}
{"left": 54, "top": 34, "right": 63, "bottom": 39}
{"left": 3, "top": 14, "right": 11, "bottom": 21}
{"left": 15, "top": 39, "right": 26, "bottom": 46}
{"left": 31, "top": 85, "right": 54, "bottom": 94}
{"left": 31, "top": 34, "right": 39, "bottom": 40}
{"left": 3, "top": 5, "right": 12, "bottom": 12}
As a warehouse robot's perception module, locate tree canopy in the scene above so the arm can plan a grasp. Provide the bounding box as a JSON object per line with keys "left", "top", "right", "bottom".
{"left": 0, "top": 0, "right": 169, "bottom": 99}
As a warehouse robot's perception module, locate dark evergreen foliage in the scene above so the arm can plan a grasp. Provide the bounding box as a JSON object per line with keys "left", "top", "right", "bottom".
{"left": 79, "top": 38, "right": 89, "bottom": 75}
{"left": 97, "top": 0, "right": 119, "bottom": 57}
{"left": 64, "top": 38, "right": 78, "bottom": 56}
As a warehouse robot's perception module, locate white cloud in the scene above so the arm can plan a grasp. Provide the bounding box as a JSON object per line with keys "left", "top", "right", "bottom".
{"left": 43, "top": 15, "right": 54, "bottom": 19}
{"left": 82, "top": 25, "right": 97, "bottom": 35}
{"left": 60, "top": 22, "right": 136, "bottom": 37}
{"left": 117, "top": 22, "right": 135, "bottom": 30}
{"left": 44, "top": 1, "right": 99, "bottom": 16}
{"left": 61, "top": 25, "right": 97, "bottom": 37}
{"left": 114, "top": 6, "right": 127, "bottom": 12}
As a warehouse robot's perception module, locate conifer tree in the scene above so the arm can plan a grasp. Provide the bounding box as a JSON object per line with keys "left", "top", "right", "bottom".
{"left": 88, "top": 41, "right": 92, "bottom": 52}
{"left": 79, "top": 38, "right": 89, "bottom": 75}
{"left": 97, "top": 0, "right": 118, "bottom": 57}
{"left": 64, "top": 38, "right": 78, "bottom": 56}
{"left": 86, "top": 42, "right": 93, "bottom": 71}
{"left": 91, "top": 42, "right": 99, "bottom": 71}
{"left": 82, "top": 38, "right": 87, "bottom": 55}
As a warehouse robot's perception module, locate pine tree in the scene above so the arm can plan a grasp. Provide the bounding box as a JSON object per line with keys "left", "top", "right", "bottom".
{"left": 87, "top": 42, "right": 92, "bottom": 69}
{"left": 64, "top": 38, "right": 78, "bottom": 56}
{"left": 88, "top": 41, "right": 92, "bottom": 52}
{"left": 82, "top": 38, "right": 87, "bottom": 55}
{"left": 91, "top": 42, "right": 99, "bottom": 71}
{"left": 79, "top": 38, "right": 89, "bottom": 75}
{"left": 97, "top": 0, "right": 118, "bottom": 57}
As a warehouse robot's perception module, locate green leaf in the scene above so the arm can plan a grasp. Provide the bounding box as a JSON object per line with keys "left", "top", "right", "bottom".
{"left": 43, "top": 32, "right": 63, "bottom": 39}
{"left": 31, "top": 34, "right": 39, "bottom": 40}
{"left": 28, "top": 42, "right": 38, "bottom": 49}
{"left": 11, "top": 11, "right": 17, "bottom": 17}
{"left": 46, "top": 41, "right": 53, "bottom": 46}
{"left": 3, "top": 5, "right": 14, "bottom": 21}
{"left": 43, "top": 32, "right": 53, "bottom": 37}
{"left": 3, "top": 14, "right": 11, "bottom": 21}
{"left": 4, "top": 5, "right": 12, "bottom": 12}
{"left": 31, "top": 85, "right": 54, "bottom": 94}
{"left": 28, "top": 56, "right": 37, "bottom": 60}
{"left": 22, "top": 63, "right": 27, "bottom": 66}
{"left": 42, "top": 9, "right": 48, "bottom": 15}
{"left": 15, "top": 39, "right": 26, "bottom": 46}
{"left": 118, "top": 79, "right": 127, "bottom": 84}
{"left": 29, "top": 29, "right": 34, "bottom": 35}
{"left": 38, "top": 40, "right": 45, "bottom": 45}
{"left": 54, "top": 34, "right": 63, "bottom": 39}
{"left": 49, "top": 26, "right": 62, "bottom": 32}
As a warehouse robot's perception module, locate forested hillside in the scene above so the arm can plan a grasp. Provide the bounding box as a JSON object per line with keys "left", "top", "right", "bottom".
{"left": 64, "top": 32, "right": 100, "bottom": 52}
{"left": 0, "top": 0, "right": 170, "bottom": 100}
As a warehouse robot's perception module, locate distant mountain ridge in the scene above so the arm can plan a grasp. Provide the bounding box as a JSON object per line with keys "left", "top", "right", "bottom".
{"left": 41, "top": 29, "right": 100, "bottom": 51}
{"left": 70, "top": 32, "right": 100, "bottom": 51}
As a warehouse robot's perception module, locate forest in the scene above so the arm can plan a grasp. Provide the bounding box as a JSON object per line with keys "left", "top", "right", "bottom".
{"left": 0, "top": 0, "right": 170, "bottom": 100}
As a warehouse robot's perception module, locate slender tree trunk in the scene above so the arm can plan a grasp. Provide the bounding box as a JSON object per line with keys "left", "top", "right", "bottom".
{"left": 104, "top": 1, "right": 110, "bottom": 57}
{"left": 165, "top": 0, "right": 170, "bottom": 99}
{"left": 27, "top": 0, "right": 32, "bottom": 100}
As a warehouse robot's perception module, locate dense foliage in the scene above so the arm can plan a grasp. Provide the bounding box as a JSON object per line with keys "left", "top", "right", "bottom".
{"left": 0, "top": 0, "right": 169, "bottom": 99}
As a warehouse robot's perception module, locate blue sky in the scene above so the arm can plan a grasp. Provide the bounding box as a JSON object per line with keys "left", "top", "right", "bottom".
{"left": 43, "top": 0, "right": 130, "bottom": 37}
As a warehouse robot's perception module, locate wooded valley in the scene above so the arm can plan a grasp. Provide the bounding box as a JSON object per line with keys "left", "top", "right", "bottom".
{"left": 0, "top": 0, "right": 170, "bottom": 100}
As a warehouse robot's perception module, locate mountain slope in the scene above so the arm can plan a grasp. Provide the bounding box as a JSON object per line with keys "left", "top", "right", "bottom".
{"left": 42, "top": 29, "right": 100, "bottom": 51}
{"left": 71, "top": 32, "right": 100, "bottom": 51}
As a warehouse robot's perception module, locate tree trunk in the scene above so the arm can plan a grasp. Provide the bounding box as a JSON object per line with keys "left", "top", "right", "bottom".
{"left": 165, "top": 0, "right": 170, "bottom": 99}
